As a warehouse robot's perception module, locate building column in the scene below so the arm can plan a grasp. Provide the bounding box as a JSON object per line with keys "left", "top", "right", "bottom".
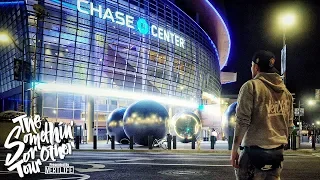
{"left": 35, "top": 92, "right": 43, "bottom": 116}
{"left": 168, "top": 106, "right": 173, "bottom": 134}
{"left": 168, "top": 106, "right": 173, "bottom": 119}
{"left": 86, "top": 96, "right": 94, "bottom": 142}
{"left": 140, "top": 37, "right": 147, "bottom": 92}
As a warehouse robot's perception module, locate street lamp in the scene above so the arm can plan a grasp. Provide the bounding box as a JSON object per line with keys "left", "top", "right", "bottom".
{"left": 0, "top": 32, "right": 24, "bottom": 52}
{"left": 0, "top": 33, "right": 11, "bottom": 43}
{"left": 308, "top": 99, "right": 316, "bottom": 106}
{"left": 280, "top": 14, "right": 295, "bottom": 27}
{"left": 0, "top": 31, "right": 25, "bottom": 112}
{"left": 279, "top": 13, "right": 295, "bottom": 84}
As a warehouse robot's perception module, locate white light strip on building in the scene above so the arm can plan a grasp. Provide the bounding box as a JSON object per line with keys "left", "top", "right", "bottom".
{"left": 202, "top": 92, "right": 220, "bottom": 104}
{"left": 35, "top": 83, "right": 198, "bottom": 108}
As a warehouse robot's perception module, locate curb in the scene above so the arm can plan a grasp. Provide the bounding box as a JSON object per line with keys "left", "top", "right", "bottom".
{"left": 72, "top": 149, "right": 320, "bottom": 155}
{"left": 72, "top": 149, "right": 231, "bottom": 154}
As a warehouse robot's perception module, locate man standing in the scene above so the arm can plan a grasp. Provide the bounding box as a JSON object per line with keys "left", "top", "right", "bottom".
{"left": 230, "top": 50, "right": 294, "bottom": 180}
{"left": 212, "top": 129, "right": 218, "bottom": 144}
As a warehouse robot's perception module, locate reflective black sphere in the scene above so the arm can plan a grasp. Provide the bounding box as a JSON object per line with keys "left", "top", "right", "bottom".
{"left": 123, "top": 100, "right": 168, "bottom": 146}
{"left": 107, "top": 108, "right": 129, "bottom": 144}
{"left": 223, "top": 102, "right": 237, "bottom": 137}
{"left": 171, "top": 112, "right": 201, "bottom": 143}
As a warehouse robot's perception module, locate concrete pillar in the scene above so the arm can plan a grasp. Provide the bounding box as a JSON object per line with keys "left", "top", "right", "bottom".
{"left": 86, "top": 96, "right": 94, "bottom": 142}
{"left": 168, "top": 106, "right": 173, "bottom": 119}
{"left": 168, "top": 106, "right": 173, "bottom": 134}
{"left": 35, "top": 92, "right": 43, "bottom": 116}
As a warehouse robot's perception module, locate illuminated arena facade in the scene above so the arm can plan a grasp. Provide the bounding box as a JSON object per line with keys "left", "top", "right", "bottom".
{"left": 0, "top": 0, "right": 230, "bottom": 140}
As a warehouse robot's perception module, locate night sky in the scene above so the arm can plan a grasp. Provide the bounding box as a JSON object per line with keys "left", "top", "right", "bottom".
{"left": 221, "top": 0, "right": 320, "bottom": 124}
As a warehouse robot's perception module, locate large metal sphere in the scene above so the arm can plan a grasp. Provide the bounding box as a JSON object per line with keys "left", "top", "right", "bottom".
{"left": 107, "top": 108, "right": 129, "bottom": 144}
{"left": 223, "top": 102, "right": 237, "bottom": 137}
{"left": 123, "top": 100, "right": 168, "bottom": 146}
{"left": 171, "top": 112, "right": 202, "bottom": 143}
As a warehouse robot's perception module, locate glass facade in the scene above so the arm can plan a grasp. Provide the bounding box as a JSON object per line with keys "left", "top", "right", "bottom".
{"left": 1, "top": 0, "right": 221, "bottom": 138}
{"left": 0, "top": 1, "right": 31, "bottom": 112}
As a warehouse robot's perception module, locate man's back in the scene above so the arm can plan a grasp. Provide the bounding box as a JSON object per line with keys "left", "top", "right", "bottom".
{"left": 231, "top": 50, "right": 294, "bottom": 180}
{"left": 236, "top": 72, "right": 294, "bottom": 147}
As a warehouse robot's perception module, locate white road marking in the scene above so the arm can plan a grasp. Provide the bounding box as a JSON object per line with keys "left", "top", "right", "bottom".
{"left": 312, "top": 153, "right": 320, "bottom": 157}
{"left": 72, "top": 163, "right": 114, "bottom": 173}
{"left": 115, "top": 158, "right": 153, "bottom": 162}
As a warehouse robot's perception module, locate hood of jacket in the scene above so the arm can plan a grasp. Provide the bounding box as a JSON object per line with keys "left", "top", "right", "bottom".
{"left": 254, "top": 73, "right": 286, "bottom": 93}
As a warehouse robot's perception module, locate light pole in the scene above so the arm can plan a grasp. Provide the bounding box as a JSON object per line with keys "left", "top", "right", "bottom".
{"left": 297, "top": 99, "right": 316, "bottom": 144}
{"left": 0, "top": 32, "right": 25, "bottom": 112}
{"left": 298, "top": 100, "right": 302, "bottom": 143}
{"left": 279, "top": 14, "right": 295, "bottom": 84}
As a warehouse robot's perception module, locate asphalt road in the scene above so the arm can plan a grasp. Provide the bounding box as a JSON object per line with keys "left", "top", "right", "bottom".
{"left": 1, "top": 151, "right": 320, "bottom": 180}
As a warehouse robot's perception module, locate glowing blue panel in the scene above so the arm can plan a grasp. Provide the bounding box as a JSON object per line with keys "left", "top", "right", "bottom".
{"left": 48, "top": 0, "right": 77, "bottom": 10}
{"left": 0, "top": 1, "right": 24, "bottom": 6}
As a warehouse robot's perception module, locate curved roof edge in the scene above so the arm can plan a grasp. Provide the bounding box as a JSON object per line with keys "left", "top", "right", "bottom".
{"left": 191, "top": 0, "right": 231, "bottom": 70}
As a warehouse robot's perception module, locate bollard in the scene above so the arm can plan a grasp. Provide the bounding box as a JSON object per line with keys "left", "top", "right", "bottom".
{"left": 167, "top": 134, "right": 172, "bottom": 150}
{"left": 290, "top": 134, "right": 293, "bottom": 150}
{"left": 148, "top": 136, "right": 153, "bottom": 150}
{"left": 292, "top": 134, "right": 297, "bottom": 150}
{"left": 191, "top": 135, "right": 196, "bottom": 149}
{"left": 130, "top": 136, "right": 134, "bottom": 150}
{"left": 75, "top": 136, "right": 80, "bottom": 149}
{"left": 111, "top": 135, "right": 115, "bottom": 150}
{"left": 93, "top": 135, "right": 97, "bottom": 149}
{"left": 173, "top": 136, "right": 177, "bottom": 149}
{"left": 210, "top": 136, "right": 215, "bottom": 149}
{"left": 312, "top": 135, "right": 316, "bottom": 150}
{"left": 287, "top": 136, "right": 291, "bottom": 150}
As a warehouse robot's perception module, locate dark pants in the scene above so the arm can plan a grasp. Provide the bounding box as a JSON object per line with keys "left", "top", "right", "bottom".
{"left": 212, "top": 136, "right": 217, "bottom": 144}
{"left": 235, "top": 148, "right": 284, "bottom": 180}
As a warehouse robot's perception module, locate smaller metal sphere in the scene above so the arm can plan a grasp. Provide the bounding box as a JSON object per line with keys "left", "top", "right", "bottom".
{"left": 171, "top": 112, "right": 202, "bottom": 143}
{"left": 106, "top": 108, "right": 129, "bottom": 144}
{"left": 223, "top": 102, "right": 237, "bottom": 138}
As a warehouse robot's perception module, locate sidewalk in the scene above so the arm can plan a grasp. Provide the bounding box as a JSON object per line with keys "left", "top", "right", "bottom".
{"left": 78, "top": 140, "right": 228, "bottom": 151}
{"left": 75, "top": 140, "right": 320, "bottom": 155}
{"left": 299, "top": 142, "right": 320, "bottom": 149}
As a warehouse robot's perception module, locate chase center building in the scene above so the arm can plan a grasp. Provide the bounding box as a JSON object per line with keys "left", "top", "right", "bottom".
{"left": 0, "top": 0, "right": 231, "bottom": 140}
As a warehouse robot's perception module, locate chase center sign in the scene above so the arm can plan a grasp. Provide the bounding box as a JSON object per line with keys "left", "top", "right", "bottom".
{"left": 77, "top": 0, "right": 186, "bottom": 48}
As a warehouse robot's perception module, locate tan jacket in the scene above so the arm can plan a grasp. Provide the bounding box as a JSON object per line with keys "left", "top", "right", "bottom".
{"left": 236, "top": 73, "right": 294, "bottom": 147}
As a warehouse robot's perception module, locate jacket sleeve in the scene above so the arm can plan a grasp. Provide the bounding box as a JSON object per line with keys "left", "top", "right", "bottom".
{"left": 235, "top": 81, "right": 254, "bottom": 127}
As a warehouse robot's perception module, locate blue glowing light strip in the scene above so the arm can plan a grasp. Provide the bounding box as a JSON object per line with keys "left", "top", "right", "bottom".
{"left": 0, "top": 1, "right": 24, "bottom": 5}
{"left": 7, "top": 98, "right": 30, "bottom": 102}
{"left": 49, "top": 0, "right": 77, "bottom": 10}
{"left": 204, "top": 0, "right": 231, "bottom": 70}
